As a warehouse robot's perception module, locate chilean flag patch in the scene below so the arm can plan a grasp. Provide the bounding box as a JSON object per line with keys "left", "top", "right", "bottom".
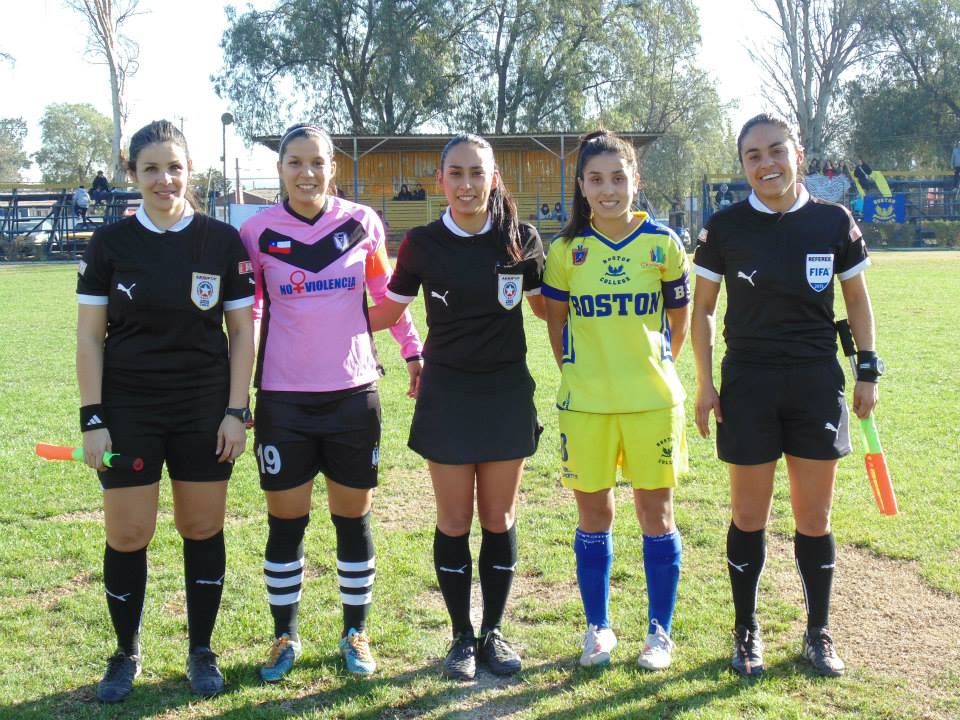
{"left": 268, "top": 239, "right": 292, "bottom": 254}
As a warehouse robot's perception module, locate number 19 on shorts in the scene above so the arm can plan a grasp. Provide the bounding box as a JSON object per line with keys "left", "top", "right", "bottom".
{"left": 256, "top": 443, "right": 282, "bottom": 475}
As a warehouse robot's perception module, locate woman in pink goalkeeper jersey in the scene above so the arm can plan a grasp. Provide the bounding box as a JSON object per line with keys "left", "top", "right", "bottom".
{"left": 239, "top": 123, "right": 423, "bottom": 679}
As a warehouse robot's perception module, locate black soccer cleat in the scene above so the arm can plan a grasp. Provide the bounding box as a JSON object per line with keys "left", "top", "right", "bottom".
{"left": 443, "top": 632, "right": 477, "bottom": 681}
{"left": 477, "top": 629, "right": 521, "bottom": 676}
{"left": 186, "top": 647, "right": 225, "bottom": 696}
{"left": 96, "top": 650, "right": 141, "bottom": 703}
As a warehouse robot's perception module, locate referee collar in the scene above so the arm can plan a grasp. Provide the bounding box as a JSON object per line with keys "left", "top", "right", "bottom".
{"left": 136, "top": 202, "right": 195, "bottom": 234}
{"left": 748, "top": 184, "right": 810, "bottom": 214}
{"left": 442, "top": 207, "right": 492, "bottom": 236}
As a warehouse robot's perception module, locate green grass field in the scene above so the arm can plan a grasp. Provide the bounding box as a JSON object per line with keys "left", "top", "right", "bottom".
{"left": 0, "top": 252, "right": 957, "bottom": 719}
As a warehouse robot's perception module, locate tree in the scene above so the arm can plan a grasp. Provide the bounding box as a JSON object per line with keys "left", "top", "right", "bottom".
{"left": 216, "top": 0, "right": 476, "bottom": 136}
{"left": 190, "top": 168, "right": 232, "bottom": 212}
{"left": 883, "top": 0, "right": 960, "bottom": 124}
{"left": 747, "top": 0, "right": 880, "bottom": 160}
{"left": 450, "top": 0, "right": 606, "bottom": 134}
{"left": 34, "top": 103, "right": 112, "bottom": 185}
{"left": 582, "top": 0, "right": 737, "bottom": 208}
{"left": 64, "top": 0, "right": 141, "bottom": 185}
{"left": 0, "top": 118, "right": 30, "bottom": 182}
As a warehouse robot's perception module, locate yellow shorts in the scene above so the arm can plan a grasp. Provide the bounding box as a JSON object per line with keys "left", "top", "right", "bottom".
{"left": 558, "top": 406, "right": 688, "bottom": 492}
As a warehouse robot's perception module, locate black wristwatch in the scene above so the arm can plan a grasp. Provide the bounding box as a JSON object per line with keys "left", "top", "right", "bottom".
{"left": 856, "top": 351, "right": 884, "bottom": 382}
{"left": 225, "top": 406, "right": 253, "bottom": 428}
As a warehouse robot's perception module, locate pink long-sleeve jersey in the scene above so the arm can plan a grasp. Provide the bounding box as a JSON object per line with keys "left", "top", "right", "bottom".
{"left": 240, "top": 198, "right": 421, "bottom": 392}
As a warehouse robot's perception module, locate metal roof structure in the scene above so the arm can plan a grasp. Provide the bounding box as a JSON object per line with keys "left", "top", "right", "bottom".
{"left": 253, "top": 131, "right": 661, "bottom": 159}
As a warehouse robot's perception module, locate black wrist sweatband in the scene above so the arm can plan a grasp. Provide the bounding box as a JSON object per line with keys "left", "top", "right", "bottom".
{"left": 405, "top": 354, "right": 423, "bottom": 363}
{"left": 856, "top": 351, "right": 879, "bottom": 382}
{"left": 80, "top": 404, "right": 106, "bottom": 432}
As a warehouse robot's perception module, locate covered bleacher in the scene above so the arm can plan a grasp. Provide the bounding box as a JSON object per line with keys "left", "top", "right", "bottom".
{"left": 252, "top": 132, "right": 660, "bottom": 240}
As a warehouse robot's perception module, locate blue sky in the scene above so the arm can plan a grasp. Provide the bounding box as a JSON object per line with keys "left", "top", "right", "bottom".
{"left": 1, "top": 0, "right": 765, "bottom": 183}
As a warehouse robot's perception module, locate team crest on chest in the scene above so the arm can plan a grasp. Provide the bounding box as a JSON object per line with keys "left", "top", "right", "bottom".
{"left": 333, "top": 231, "right": 350, "bottom": 251}
{"left": 497, "top": 273, "right": 523, "bottom": 310}
{"left": 805, "top": 253, "right": 834, "bottom": 292}
{"left": 572, "top": 245, "right": 589, "bottom": 265}
{"left": 191, "top": 272, "right": 221, "bottom": 310}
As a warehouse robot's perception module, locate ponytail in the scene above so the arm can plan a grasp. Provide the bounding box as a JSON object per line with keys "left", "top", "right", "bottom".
{"left": 559, "top": 129, "right": 639, "bottom": 242}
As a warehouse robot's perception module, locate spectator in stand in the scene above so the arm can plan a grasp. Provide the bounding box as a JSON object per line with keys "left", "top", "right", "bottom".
{"left": 854, "top": 159, "right": 874, "bottom": 192}
{"left": 952, "top": 141, "right": 960, "bottom": 189}
{"left": 538, "top": 203, "right": 551, "bottom": 220}
{"left": 552, "top": 201, "right": 567, "bottom": 222}
{"left": 395, "top": 184, "right": 413, "bottom": 201}
{"left": 413, "top": 183, "right": 426, "bottom": 200}
{"left": 91, "top": 170, "right": 111, "bottom": 207}
{"left": 714, "top": 183, "right": 734, "bottom": 209}
{"left": 74, "top": 185, "right": 91, "bottom": 222}
{"left": 807, "top": 158, "right": 821, "bottom": 175}
{"left": 823, "top": 160, "right": 835, "bottom": 179}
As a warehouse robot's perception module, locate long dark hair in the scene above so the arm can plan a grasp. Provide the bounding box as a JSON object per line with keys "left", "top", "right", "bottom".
{"left": 559, "top": 129, "right": 639, "bottom": 242}
{"left": 127, "top": 120, "right": 200, "bottom": 211}
{"left": 440, "top": 133, "right": 522, "bottom": 262}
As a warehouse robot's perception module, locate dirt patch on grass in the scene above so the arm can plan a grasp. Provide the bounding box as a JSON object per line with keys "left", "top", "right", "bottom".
{"left": 763, "top": 533, "right": 960, "bottom": 717}
{"left": 9, "top": 570, "right": 99, "bottom": 612}
{"left": 45, "top": 509, "right": 104, "bottom": 523}
{"left": 376, "top": 468, "right": 434, "bottom": 531}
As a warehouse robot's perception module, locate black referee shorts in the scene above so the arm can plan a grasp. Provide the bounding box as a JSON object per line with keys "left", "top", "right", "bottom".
{"left": 253, "top": 385, "right": 381, "bottom": 492}
{"left": 717, "top": 356, "right": 852, "bottom": 465}
{"left": 98, "top": 387, "right": 233, "bottom": 489}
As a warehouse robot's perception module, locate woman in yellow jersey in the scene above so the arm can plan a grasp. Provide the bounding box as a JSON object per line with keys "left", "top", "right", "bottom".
{"left": 543, "top": 130, "right": 691, "bottom": 670}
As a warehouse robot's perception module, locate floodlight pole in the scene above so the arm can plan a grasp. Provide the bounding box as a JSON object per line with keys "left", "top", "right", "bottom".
{"left": 221, "top": 112, "right": 234, "bottom": 223}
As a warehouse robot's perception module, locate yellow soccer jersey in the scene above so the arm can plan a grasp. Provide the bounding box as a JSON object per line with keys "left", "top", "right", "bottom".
{"left": 542, "top": 213, "right": 690, "bottom": 414}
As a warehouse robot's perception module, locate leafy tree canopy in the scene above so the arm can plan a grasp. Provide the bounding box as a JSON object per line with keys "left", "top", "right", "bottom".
{"left": 34, "top": 103, "right": 112, "bottom": 186}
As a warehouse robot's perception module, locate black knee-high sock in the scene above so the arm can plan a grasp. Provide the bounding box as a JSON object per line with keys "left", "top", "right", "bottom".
{"left": 479, "top": 524, "right": 517, "bottom": 636}
{"left": 103, "top": 543, "right": 147, "bottom": 656}
{"left": 434, "top": 528, "right": 473, "bottom": 638}
{"left": 795, "top": 531, "right": 835, "bottom": 630}
{"left": 183, "top": 530, "right": 226, "bottom": 651}
{"left": 264, "top": 513, "right": 309, "bottom": 640}
{"left": 332, "top": 512, "right": 375, "bottom": 635}
{"left": 727, "top": 523, "right": 766, "bottom": 630}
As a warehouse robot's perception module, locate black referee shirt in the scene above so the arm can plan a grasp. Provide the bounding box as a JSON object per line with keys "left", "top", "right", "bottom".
{"left": 77, "top": 212, "right": 254, "bottom": 395}
{"left": 387, "top": 216, "right": 544, "bottom": 372}
{"left": 693, "top": 191, "right": 869, "bottom": 364}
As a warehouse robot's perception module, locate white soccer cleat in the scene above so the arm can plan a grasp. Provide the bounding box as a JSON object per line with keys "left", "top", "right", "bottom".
{"left": 637, "top": 618, "right": 675, "bottom": 671}
{"left": 580, "top": 624, "right": 617, "bottom": 667}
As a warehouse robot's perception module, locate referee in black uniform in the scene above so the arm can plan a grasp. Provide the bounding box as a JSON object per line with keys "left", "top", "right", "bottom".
{"left": 371, "top": 134, "right": 546, "bottom": 680}
{"left": 77, "top": 121, "right": 255, "bottom": 702}
{"left": 691, "top": 114, "right": 882, "bottom": 678}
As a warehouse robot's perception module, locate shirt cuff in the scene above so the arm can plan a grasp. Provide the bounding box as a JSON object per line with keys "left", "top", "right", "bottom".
{"left": 77, "top": 294, "right": 108, "bottom": 305}
{"left": 837, "top": 257, "right": 871, "bottom": 281}
{"left": 692, "top": 264, "right": 723, "bottom": 283}
{"left": 386, "top": 289, "right": 416, "bottom": 304}
{"left": 524, "top": 287, "right": 542, "bottom": 297}
{"left": 541, "top": 283, "right": 569, "bottom": 301}
{"left": 224, "top": 295, "right": 255, "bottom": 311}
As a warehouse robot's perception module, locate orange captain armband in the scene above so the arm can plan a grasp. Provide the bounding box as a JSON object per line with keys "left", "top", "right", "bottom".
{"left": 365, "top": 244, "right": 392, "bottom": 280}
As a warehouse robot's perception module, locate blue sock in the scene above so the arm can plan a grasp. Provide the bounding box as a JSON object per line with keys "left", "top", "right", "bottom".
{"left": 643, "top": 530, "right": 682, "bottom": 635}
{"left": 573, "top": 528, "right": 613, "bottom": 628}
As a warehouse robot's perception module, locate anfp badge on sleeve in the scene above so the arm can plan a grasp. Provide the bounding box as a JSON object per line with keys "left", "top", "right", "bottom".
{"left": 805, "top": 253, "right": 833, "bottom": 292}
{"left": 191, "top": 272, "right": 221, "bottom": 310}
{"left": 497, "top": 273, "right": 523, "bottom": 310}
